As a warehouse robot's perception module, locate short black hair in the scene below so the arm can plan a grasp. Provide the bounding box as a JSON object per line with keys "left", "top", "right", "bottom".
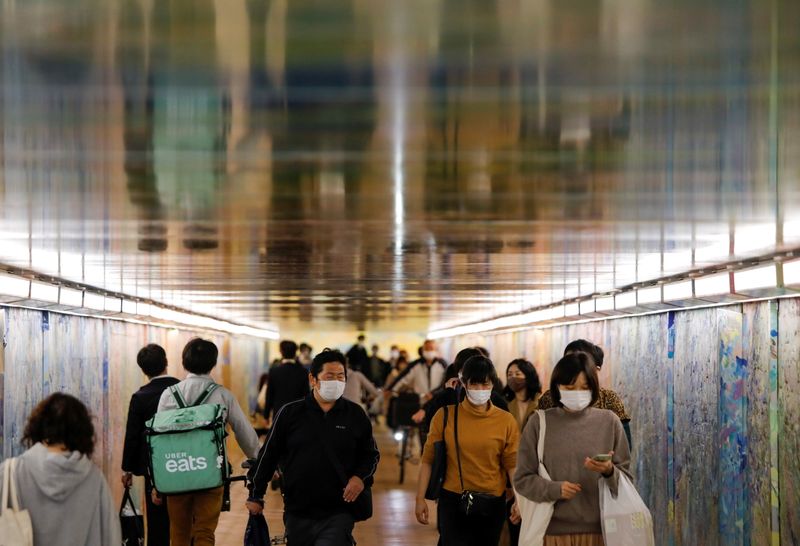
{"left": 461, "top": 355, "right": 498, "bottom": 386}
{"left": 503, "top": 359, "right": 542, "bottom": 402}
{"left": 475, "top": 346, "right": 490, "bottom": 358}
{"left": 280, "top": 340, "right": 298, "bottom": 359}
{"left": 310, "top": 349, "right": 347, "bottom": 378}
{"left": 182, "top": 338, "right": 219, "bottom": 374}
{"left": 563, "top": 339, "right": 604, "bottom": 368}
{"left": 23, "top": 393, "right": 95, "bottom": 456}
{"left": 452, "top": 347, "right": 484, "bottom": 375}
{"left": 299, "top": 343, "right": 312, "bottom": 352}
{"left": 357, "top": 335, "right": 366, "bottom": 341}
{"left": 550, "top": 353, "right": 600, "bottom": 407}
{"left": 137, "top": 343, "right": 168, "bottom": 378}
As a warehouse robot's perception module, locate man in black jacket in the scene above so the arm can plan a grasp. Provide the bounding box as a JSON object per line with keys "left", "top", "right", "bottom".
{"left": 264, "top": 340, "right": 310, "bottom": 425}
{"left": 247, "top": 349, "right": 380, "bottom": 546}
{"left": 121, "top": 344, "right": 180, "bottom": 546}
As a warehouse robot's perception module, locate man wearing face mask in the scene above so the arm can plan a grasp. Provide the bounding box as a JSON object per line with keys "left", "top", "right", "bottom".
{"left": 389, "top": 339, "right": 448, "bottom": 448}
{"left": 247, "top": 349, "right": 380, "bottom": 546}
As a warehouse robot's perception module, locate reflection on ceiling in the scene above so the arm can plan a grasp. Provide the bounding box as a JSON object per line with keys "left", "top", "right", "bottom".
{"left": 1, "top": 0, "right": 799, "bottom": 332}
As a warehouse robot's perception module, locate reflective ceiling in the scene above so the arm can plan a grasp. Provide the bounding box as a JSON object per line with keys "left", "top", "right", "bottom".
{"left": 1, "top": 0, "right": 799, "bottom": 332}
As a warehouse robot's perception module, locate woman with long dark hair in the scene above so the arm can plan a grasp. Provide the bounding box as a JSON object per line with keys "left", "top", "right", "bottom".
{"left": 503, "top": 358, "right": 542, "bottom": 430}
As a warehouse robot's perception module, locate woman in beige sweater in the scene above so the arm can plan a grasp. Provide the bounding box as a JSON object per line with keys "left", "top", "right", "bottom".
{"left": 514, "top": 353, "right": 632, "bottom": 546}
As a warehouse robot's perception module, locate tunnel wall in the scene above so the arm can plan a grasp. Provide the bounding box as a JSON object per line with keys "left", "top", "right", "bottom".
{"left": 439, "top": 299, "right": 800, "bottom": 546}
{"left": 0, "top": 306, "right": 268, "bottom": 506}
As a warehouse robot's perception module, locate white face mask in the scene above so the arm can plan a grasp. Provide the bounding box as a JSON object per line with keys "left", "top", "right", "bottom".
{"left": 390, "top": 350, "right": 400, "bottom": 360}
{"left": 559, "top": 389, "right": 592, "bottom": 412}
{"left": 423, "top": 350, "right": 437, "bottom": 361}
{"left": 466, "top": 389, "right": 492, "bottom": 406}
{"left": 317, "top": 380, "right": 346, "bottom": 402}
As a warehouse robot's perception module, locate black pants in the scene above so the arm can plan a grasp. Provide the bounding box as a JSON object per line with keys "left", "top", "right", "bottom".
{"left": 437, "top": 490, "right": 506, "bottom": 546}
{"left": 284, "top": 512, "right": 355, "bottom": 546}
{"left": 145, "top": 481, "right": 171, "bottom": 546}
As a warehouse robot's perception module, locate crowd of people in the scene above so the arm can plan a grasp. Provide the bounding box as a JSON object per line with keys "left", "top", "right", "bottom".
{"left": 0, "top": 334, "right": 636, "bottom": 546}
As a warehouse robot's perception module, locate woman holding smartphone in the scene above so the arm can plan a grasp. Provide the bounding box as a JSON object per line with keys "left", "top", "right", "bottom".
{"left": 514, "top": 353, "right": 631, "bottom": 546}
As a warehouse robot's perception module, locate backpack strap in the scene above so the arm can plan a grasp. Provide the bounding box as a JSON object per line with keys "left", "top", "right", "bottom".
{"left": 170, "top": 385, "right": 188, "bottom": 409}
{"left": 192, "top": 383, "right": 219, "bottom": 407}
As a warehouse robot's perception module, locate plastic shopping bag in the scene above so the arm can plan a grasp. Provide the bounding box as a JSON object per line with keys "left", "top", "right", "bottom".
{"left": 599, "top": 473, "right": 655, "bottom": 546}
{"left": 243, "top": 513, "right": 271, "bottom": 546}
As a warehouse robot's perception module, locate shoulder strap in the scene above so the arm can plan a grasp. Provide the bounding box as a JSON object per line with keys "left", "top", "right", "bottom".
{"left": 536, "top": 410, "right": 546, "bottom": 463}
{"left": 454, "top": 402, "right": 464, "bottom": 492}
{"left": 170, "top": 385, "right": 188, "bottom": 409}
{"left": 192, "top": 383, "right": 219, "bottom": 407}
{"left": 1, "top": 457, "right": 11, "bottom": 513}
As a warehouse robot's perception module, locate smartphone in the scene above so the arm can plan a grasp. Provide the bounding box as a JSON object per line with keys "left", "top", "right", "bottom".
{"left": 592, "top": 454, "right": 612, "bottom": 462}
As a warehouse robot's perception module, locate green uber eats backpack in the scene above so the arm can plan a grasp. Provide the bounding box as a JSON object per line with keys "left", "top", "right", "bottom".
{"left": 146, "top": 383, "right": 229, "bottom": 495}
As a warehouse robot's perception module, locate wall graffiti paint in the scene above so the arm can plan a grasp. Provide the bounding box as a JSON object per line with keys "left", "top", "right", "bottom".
{"left": 743, "top": 302, "right": 774, "bottom": 545}
{"left": 717, "top": 308, "right": 745, "bottom": 545}
{"left": 778, "top": 299, "right": 800, "bottom": 545}
{"left": 0, "top": 306, "right": 266, "bottom": 509}
{"left": 442, "top": 298, "right": 800, "bottom": 544}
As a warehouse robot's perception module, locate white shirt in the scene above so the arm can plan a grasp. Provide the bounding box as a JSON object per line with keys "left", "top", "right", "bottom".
{"left": 391, "top": 360, "right": 447, "bottom": 399}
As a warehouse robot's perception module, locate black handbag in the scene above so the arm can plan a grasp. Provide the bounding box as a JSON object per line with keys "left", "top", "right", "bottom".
{"left": 453, "top": 401, "right": 504, "bottom": 517}
{"left": 312, "top": 415, "right": 374, "bottom": 522}
{"left": 424, "top": 405, "right": 449, "bottom": 500}
{"left": 119, "top": 486, "right": 144, "bottom": 546}
{"left": 244, "top": 513, "right": 271, "bottom": 546}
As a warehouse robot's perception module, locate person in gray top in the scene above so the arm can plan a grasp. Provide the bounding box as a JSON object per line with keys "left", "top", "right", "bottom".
{"left": 157, "top": 338, "right": 260, "bottom": 545}
{"left": 0, "top": 393, "right": 121, "bottom": 546}
{"left": 514, "top": 353, "right": 632, "bottom": 546}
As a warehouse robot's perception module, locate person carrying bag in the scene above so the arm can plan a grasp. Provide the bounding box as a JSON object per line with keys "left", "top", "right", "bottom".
{"left": 119, "top": 486, "right": 145, "bottom": 546}
{"left": 415, "top": 355, "right": 520, "bottom": 546}
{"left": 514, "top": 410, "right": 555, "bottom": 545}
{"left": 599, "top": 473, "right": 654, "bottom": 546}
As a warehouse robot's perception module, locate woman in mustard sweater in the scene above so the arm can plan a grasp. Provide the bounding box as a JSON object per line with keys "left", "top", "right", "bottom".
{"left": 416, "top": 355, "right": 520, "bottom": 546}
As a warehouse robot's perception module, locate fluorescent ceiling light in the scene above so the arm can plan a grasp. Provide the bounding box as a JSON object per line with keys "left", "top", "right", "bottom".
{"left": 735, "top": 265, "right": 777, "bottom": 291}
{"left": 614, "top": 291, "right": 637, "bottom": 309}
{"left": 0, "top": 273, "right": 30, "bottom": 298}
{"left": 783, "top": 259, "right": 800, "bottom": 285}
{"left": 595, "top": 296, "right": 614, "bottom": 311}
{"left": 734, "top": 223, "right": 776, "bottom": 255}
{"left": 30, "top": 281, "right": 59, "bottom": 303}
{"left": 637, "top": 286, "right": 662, "bottom": 304}
{"left": 663, "top": 280, "right": 693, "bottom": 301}
{"left": 122, "top": 299, "right": 137, "bottom": 315}
{"left": 695, "top": 272, "right": 731, "bottom": 297}
{"left": 564, "top": 303, "right": 580, "bottom": 316}
{"left": 59, "top": 287, "right": 83, "bottom": 307}
{"left": 695, "top": 236, "right": 730, "bottom": 263}
{"left": 105, "top": 297, "right": 122, "bottom": 313}
{"left": 579, "top": 300, "right": 595, "bottom": 315}
{"left": 83, "top": 293, "right": 106, "bottom": 311}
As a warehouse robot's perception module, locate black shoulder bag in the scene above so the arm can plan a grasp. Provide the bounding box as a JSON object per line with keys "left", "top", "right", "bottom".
{"left": 312, "top": 415, "right": 374, "bottom": 522}
{"left": 424, "top": 405, "right": 449, "bottom": 500}
{"left": 454, "top": 401, "right": 504, "bottom": 517}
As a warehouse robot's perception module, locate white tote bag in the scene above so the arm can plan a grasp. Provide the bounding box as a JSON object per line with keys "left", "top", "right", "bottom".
{"left": 0, "top": 458, "right": 34, "bottom": 546}
{"left": 515, "top": 410, "right": 555, "bottom": 546}
{"left": 599, "top": 472, "right": 655, "bottom": 546}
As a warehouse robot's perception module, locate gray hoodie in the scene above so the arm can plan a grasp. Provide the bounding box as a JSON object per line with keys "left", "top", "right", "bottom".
{"left": 0, "top": 443, "right": 121, "bottom": 546}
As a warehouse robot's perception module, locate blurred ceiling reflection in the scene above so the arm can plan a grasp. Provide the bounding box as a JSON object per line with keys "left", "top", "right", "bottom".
{"left": 1, "top": 0, "right": 799, "bottom": 332}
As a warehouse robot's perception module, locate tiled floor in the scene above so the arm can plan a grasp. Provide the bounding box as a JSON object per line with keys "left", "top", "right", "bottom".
{"left": 216, "top": 425, "right": 439, "bottom": 545}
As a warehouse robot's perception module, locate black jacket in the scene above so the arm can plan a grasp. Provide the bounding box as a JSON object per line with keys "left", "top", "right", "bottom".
{"left": 121, "top": 376, "right": 181, "bottom": 475}
{"left": 250, "top": 394, "right": 380, "bottom": 518}
{"left": 264, "top": 360, "right": 310, "bottom": 420}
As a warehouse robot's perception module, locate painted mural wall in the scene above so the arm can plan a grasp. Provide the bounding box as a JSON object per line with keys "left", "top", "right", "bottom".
{"left": 440, "top": 299, "right": 800, "bottom": 545}
{"left": 0, "top": 307, "right": 268, "bottom": 506}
